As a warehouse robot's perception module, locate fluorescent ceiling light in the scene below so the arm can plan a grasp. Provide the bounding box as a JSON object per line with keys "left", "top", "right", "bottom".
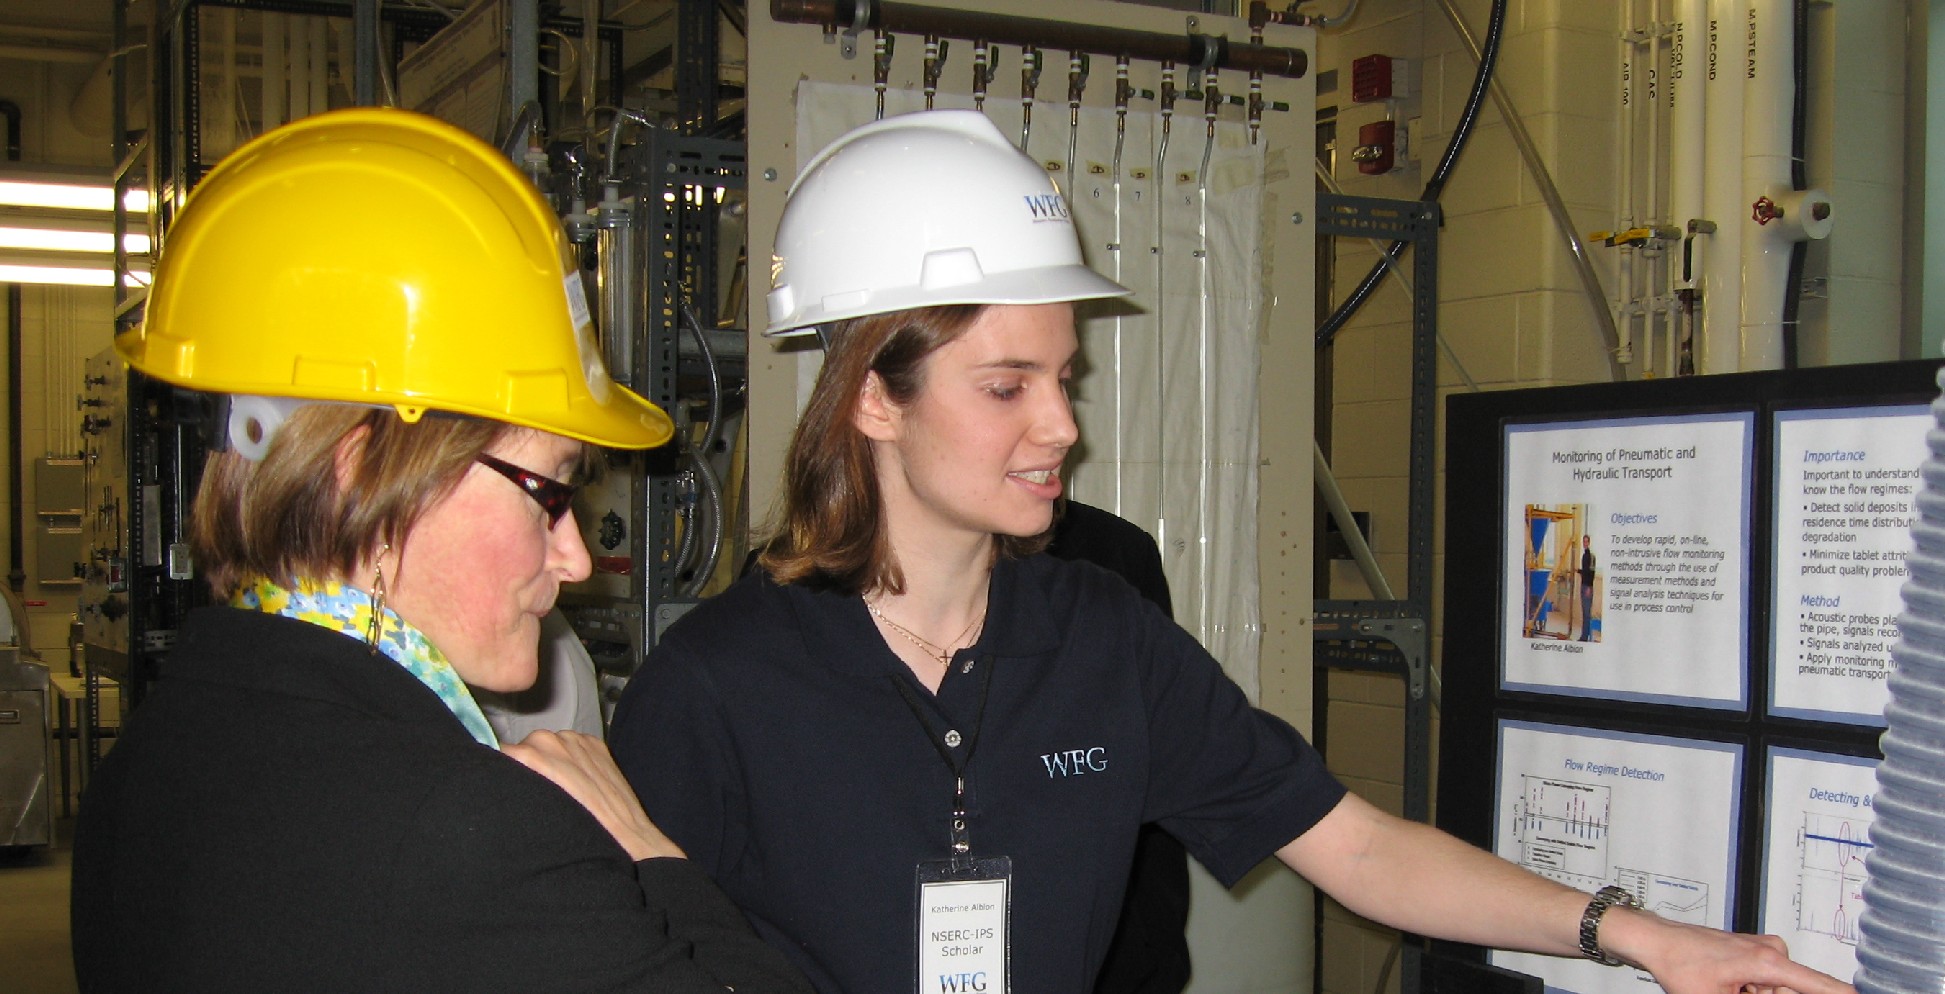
{"left": 0, "top": 263, "right": 151, "bottom": 288}
{"left": 0, "top": 179, "right": 151, "bottom": 213}
{"left": 0, "top": 226, "right": 151, "bottom": 254}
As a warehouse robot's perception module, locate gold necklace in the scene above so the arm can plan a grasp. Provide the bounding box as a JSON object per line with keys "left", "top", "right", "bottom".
{"left": 867, "top": 599, "right": 985, "bottom": 668}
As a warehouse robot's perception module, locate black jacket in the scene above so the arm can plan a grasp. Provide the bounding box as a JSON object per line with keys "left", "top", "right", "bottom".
{"left": 1048, "top": 501, "right": 1190, "bottom": 994}
{"left": 71, "top": 607, "right": 810, "bottom": 994}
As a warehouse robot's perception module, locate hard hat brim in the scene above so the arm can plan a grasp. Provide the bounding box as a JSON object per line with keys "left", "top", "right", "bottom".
{"left": 115, "top": 328, "right": 675, "bottom": 450}
{"left": 764, "top": 263, "right": 1132, "bottom": 337}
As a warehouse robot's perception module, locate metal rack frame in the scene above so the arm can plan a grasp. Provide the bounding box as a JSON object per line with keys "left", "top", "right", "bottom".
{"left": 1311, "top": 191, "right": 1440, "bottom": 818}
{"left": 633, "top": 131, "right": 747, "bottom": 650}
{"left": 1311, "top": 191, "right": 1440, "bottom": 994}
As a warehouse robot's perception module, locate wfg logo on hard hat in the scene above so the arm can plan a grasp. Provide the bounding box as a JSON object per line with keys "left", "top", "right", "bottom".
{"left": 1023, "top": 192, "right": 1071, "bottom": 222}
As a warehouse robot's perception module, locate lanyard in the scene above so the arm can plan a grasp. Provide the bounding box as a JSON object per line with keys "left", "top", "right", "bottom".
{"left": 890, "top": 652, "right": 996, "bottom": 858}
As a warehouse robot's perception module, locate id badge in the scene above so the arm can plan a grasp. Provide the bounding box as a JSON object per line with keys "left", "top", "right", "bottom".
{"left": 915, "top": 856, "right": 1011, "bottom": 994}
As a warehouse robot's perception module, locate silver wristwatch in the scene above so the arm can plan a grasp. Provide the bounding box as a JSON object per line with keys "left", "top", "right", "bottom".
{"left": 1578, "top": 885, "right": 1639, "bottom": 966}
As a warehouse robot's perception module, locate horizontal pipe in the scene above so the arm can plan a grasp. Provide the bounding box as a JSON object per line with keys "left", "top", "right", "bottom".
{"left": 0, "top": 43, "right": 101, "bottom": 64}
{"left": 0, "top": 23, "right": 110, "bottom": 45}
{"left": 771, "top": 0, "right": 1307, "bottom": 79}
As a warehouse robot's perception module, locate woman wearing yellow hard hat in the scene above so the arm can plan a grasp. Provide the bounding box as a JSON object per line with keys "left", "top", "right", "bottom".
{"left": 69, "top": 108, "right": 809, "bottom": 994}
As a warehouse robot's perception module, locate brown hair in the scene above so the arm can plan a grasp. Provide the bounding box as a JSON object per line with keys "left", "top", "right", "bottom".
{"left": 758, "top": 304, "right": 1053, "bottom": 594}
{"left": 189, "top": 406, "right": 514, "bottom": 597}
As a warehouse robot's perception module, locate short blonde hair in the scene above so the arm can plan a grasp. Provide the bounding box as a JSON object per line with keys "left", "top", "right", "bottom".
{"left": 189, "top": 406, "right": 511, "bottom": 597}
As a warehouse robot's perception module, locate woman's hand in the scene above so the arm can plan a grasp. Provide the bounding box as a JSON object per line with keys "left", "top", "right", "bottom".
{"left": 502, "top": 729, "right": 687, "bottom": 862}
{"left": 1602, "top": 909, "right": 1857, "bottom": 994}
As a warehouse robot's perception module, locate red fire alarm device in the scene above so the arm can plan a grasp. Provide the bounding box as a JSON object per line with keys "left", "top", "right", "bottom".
{"left": 1351, "top": 54, "right": 1395, "bottom": 103}
{"left": 1354, "top": 120, "right": 1396, "bottom": 175}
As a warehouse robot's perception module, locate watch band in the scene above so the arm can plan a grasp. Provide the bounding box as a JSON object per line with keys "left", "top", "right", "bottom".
{"left": 1578, "top": 885, "right": 1639, "bottom": 966}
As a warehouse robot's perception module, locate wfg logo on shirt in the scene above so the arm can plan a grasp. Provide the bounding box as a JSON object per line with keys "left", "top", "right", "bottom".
{"left": 1040, "top": 746, "right": 1108, "bottom": 777}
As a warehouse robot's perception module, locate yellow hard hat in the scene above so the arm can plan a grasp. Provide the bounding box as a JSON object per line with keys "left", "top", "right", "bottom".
{"left": 117, "top": 107, "right": 672, "bottom": 450}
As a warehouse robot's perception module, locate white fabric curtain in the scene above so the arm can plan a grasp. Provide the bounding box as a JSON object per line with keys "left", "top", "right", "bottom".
{"left": 796, "top": 81, "right": 1266, "bottom": 699}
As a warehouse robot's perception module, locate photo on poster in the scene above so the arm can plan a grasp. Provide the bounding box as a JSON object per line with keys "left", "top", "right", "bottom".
{"left": 1492, "top": 720, "right": 1743, "bottom": 994}
{"left": 1769, "top": 405, "right": 1927, "bottom": 725}
{"left": 1758, "top": 746, "right": 1877, "bottom": 982}
{"left": 1518, "top": 503, "right": 1604, "bottom": 644}
{"left": 1501, "top": 414, "right": 1752, "bottom": 708}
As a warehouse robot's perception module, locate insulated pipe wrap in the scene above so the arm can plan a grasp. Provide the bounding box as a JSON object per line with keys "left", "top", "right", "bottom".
{"left": 1857, "top": 369, "right": 1945, "bottom": 994}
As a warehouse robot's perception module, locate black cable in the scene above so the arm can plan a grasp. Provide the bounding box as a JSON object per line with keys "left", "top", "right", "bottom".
{"left": 1781, "top": 0, "right": 1808, "bottom": 369}
{"left": 1791, "top": 0, "right": 1808, "bottom": 192}
{"left": 676, "top": 299, "right": 726, "bottom": 597}
{"left": 1315, "top": 0, "right": 1507, "bottom": 348}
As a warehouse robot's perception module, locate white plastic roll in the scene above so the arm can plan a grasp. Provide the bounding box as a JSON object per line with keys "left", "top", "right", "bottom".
{"left": 227, "top": 395, "right": 309, "bottom": 462}
{"left": 1775, "top": 188, "right": 1835, "bottom": 241}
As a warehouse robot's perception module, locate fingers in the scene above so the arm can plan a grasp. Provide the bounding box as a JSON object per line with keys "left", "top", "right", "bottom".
{"left": 506, "top": 728, "right": 586, "bottom": 759}
{"left": 505, "top": 730, "right": 603, "bottom": 769}
{"left": 501, "top": 730, "right": 678, "bottom": 861}
{"left": 1737, "top": 937, "right": 1854, "bottom": 994}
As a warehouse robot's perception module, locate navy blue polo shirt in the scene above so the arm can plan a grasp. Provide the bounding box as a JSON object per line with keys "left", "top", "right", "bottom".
{"left": 611, "top": 554, "right": 1345, "bottom": 994}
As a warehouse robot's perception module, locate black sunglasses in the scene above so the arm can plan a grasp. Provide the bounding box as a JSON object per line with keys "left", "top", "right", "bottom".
{"left": 475, "top": 453, "right": 579, "bottom": 528}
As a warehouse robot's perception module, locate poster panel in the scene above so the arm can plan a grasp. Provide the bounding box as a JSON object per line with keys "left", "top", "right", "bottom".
{"left": 1757, "top": 746, "right": 1878, "bottom": 981}
{"left": 1492, "top": 720, "right": 1743, "bottom": 994}
{"left": 1769, "top": 405, "right": 1927, "bottom": 724}
{"left": 1502, "top": 414, "right": 1753, "bottom": 707}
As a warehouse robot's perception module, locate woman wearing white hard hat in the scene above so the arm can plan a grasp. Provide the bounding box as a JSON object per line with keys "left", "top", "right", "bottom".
{"left": 70, "top": 108, "right": 810, "bottom": 994}
{"left": 610, "top": 111, "right": 1852, "bottom": 994}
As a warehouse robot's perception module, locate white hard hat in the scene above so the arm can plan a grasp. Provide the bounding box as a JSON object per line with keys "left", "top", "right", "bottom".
{"left": 764, "top": 110, "right": 1131, "bottom": 336}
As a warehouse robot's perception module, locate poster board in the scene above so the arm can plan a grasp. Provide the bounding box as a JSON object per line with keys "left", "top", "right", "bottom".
{"left": 1501, "top": 414, "right": 1752, "bottom": 708}
{"left": 1767, "top": 405, "right": 1928, "bottom": 724}
{"left": 1491, "top": 720, "right": 1742, "bottom": 994}
{"left": 1756, "top": 744, "right": 1879, "bottom": 980}
{"left": 1439, "top": 360, "right": 1939, "bottom": 991}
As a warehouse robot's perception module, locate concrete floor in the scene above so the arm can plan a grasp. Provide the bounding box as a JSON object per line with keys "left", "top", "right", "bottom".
{"left": 0, "top": 814, "right": 79, "bottom": 994}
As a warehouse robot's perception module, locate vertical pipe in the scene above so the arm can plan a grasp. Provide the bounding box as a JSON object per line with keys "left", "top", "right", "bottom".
{"left": 582, "top": 0, "right": 600, "bottom": 128}
{"left": 1108, "top": 56, "right": 1130, "bottom": 517}
{"left": 263, "top": 14, "right": 285, "bottom": 129}
{"left": 5, "top": 283, "right": 17, "bottom": 595}
{"left": 207, "top": 8, "right": 234, "bottom": 155}
{"left": 1, "top": 99, "right": 21, "bottom": 593}
{"left": 1699, "top": 0, "right": 1745, "bottom": 373}
{"left": 1194, "top": 70, "right": 1217, "bottom": 645}
{"left": 1645, "top": 1, "right": 1665, "bottom": 373}
{"left": 1738, "top": 0, "right": 1791, "bottom": 370}
{"left": 354, "top": 0, "right": 379, "bottom": 106}
{"left": 1646, "top": 3, "right": 1662, "bottom": 234}
{"left": 1617, "top": 0, "right": 1638, "bottom": 366}
{"left": 1669, "top": 0, "right": 1707, "bottom": 372}
{"left": 509, "top": 0, "right": 540, "bottom": 127}
{"left": 308, "top": 16, "right": 329, "bottom": 113}
{"left": 287, "top": 15, "right": 310, "bottom": 120}
{"left": 1152, "top": 63, "right": 1174, "bottom": 555}
{"left": 596, "top": 201, "right": 636, "bottom": 389}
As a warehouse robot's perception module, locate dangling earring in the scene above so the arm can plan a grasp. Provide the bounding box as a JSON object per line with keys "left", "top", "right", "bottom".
{"left": 366, "top": 542, "right": 391, "bottom": 652}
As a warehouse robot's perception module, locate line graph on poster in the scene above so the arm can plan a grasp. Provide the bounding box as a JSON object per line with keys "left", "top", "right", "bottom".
{"left": 1795, "top": 810, "right": 1871, "bottom": 945}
